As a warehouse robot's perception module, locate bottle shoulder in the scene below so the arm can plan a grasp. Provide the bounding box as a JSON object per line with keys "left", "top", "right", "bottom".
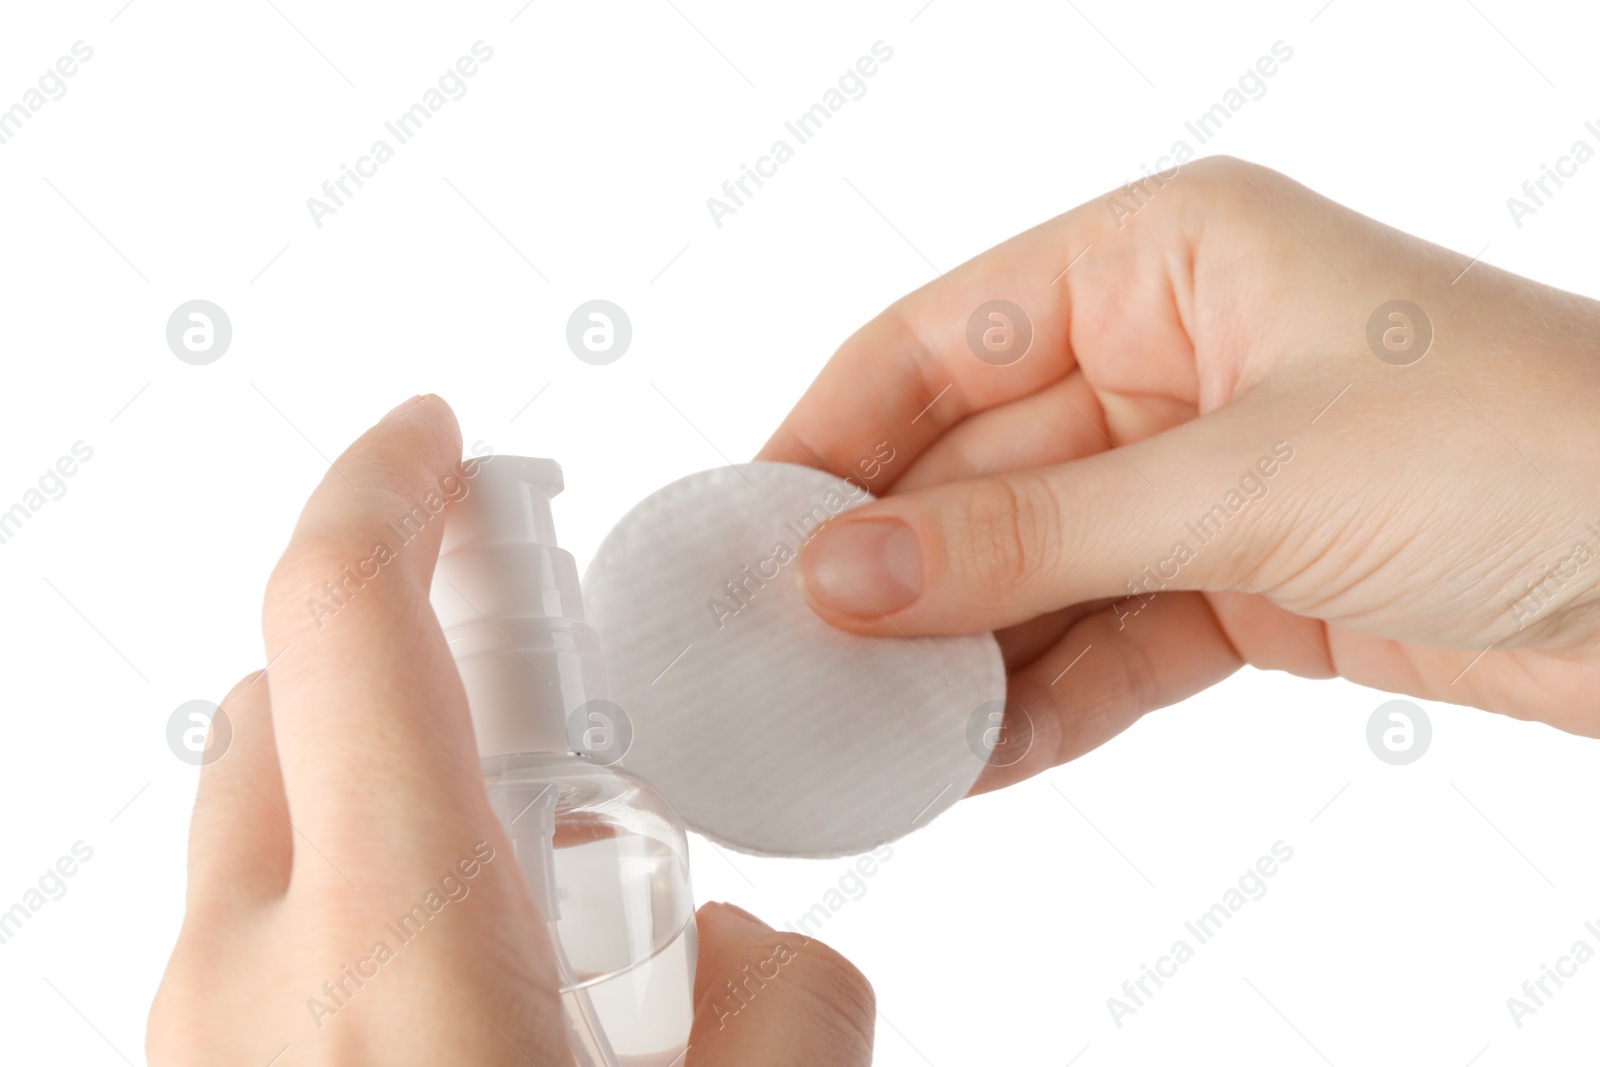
{"left": 482, "top": 753, "right": 686, "bottom": 836}
{"left": 482, "top": 751, "right": 656, "bottom": 790}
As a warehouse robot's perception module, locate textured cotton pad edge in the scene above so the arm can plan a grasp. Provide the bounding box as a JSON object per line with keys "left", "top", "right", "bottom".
{"left": 582, "top": 462, "right": 1007, "bottom": 859}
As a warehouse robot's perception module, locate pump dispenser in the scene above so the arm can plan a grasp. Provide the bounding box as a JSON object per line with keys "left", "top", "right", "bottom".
{"left": 433, "top": 456, "right": 697, "bottom": 1067}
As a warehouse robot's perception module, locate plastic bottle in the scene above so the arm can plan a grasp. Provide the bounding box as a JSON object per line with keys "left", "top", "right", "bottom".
{"left": 432, "top": 456, "right": 696, "bottom": 1067}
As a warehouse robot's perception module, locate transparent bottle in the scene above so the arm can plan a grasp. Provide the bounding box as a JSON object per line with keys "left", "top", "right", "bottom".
{"left": 433, "top": 457, "right": 696, "bottom": 1067}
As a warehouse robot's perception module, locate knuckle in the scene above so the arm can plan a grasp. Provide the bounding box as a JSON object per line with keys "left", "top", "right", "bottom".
{"left": 693, "top": 926, "right": 876, "bottom": 1056}
{"left": 1176, "top": 154, "right": 1275, "bottom": 223}
{"left": 220, "top": 668, "right": 266, "bottom": 708}
{"left": 1185, "top": 154, "right": 1271, "bottom": 196}
{"left": 263, "top": 537, "right": 354, "bottom": 626}
{"left": 1104, "top": 625, "right": 1159, "bottom": 721}
{"left": 952, "top": 473, "right": 1060, "bottom": 598}
{"left": 262, "top": 516, "right": 420, "bottom": 636}
{"left": 1185, "top": 153, "right": 1249, "bottom": 182}
{"left": 266, "top": 528, "right": 362, "bottom": 595}
{"left": 781, "top": 937, "right": 877, "bottom": 1051}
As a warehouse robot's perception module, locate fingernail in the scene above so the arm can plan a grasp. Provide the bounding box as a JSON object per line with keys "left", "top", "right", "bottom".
{"left": 382, "top": 394, "right": 426, "bottom": 421}
{"left": 718, "top": 902, "right": 770, "bottom": 928}
{"left": 800, "top": 518, "right": 922, "bottom": 617}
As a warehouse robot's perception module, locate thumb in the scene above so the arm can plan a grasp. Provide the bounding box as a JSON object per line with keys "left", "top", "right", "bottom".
{"left": 795, "top": 414, "right": 1298, "bottom": 635}
{"left": 688, "top": 903, "right": 874, "bottom": 1066}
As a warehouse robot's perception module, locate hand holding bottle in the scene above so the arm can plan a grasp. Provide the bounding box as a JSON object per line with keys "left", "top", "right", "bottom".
{"left": 149, "top": 396, "right": 875, "bottom": 1067}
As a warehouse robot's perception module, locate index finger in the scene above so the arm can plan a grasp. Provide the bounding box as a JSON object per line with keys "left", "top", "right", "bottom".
{"left": 258, "top": 395, "right": 488, "bottom": 882}
{"left": 755, "top": 204, "right": 1101, "bottom": 487}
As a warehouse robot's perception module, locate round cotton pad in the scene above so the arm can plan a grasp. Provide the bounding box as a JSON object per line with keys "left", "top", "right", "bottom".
{"left": 582, "top": 462, "right": 1006, "bottom": 858}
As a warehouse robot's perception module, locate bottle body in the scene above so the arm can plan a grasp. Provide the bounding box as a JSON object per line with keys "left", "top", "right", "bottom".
{"left": 484, "top": 753, "right": 697, "bottom": 1067}
{"left": 433, "top": 456, "right": 699, "bottom": 1064}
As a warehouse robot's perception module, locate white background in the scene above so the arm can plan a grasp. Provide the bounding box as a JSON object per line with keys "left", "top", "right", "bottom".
{"left": 3, "top": 0, "right": 1599, "bottom": 1063}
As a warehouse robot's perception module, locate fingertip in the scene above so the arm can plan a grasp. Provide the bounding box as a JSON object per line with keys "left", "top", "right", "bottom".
{"left": 700, "top": 900, "right": 770, "bottom": 929}
{"left": 369, "top": 392, "right": 462, "bottom": 458}
{"left": 689, "top": 903, "right": 875, "bottom": 1066}
{"left": 294, "top": 394, "right": 464, "bottom": 523}
{"left": 381, "top": 394, "right": 428, "bottom": 421}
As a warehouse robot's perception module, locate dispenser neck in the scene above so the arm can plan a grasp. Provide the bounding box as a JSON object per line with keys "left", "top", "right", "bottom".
{"left": 431, "top": 456, "right": 608, "bottom": 758}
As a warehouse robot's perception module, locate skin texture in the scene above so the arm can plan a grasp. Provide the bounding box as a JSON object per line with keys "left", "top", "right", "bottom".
{"left": 148, "top": 397, "right": 875, "bottom": 1066}
{"left": 763, "top": 156, "right": 1600, "bottom": 793}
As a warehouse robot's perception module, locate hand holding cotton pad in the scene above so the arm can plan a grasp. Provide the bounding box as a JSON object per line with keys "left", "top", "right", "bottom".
{"left": 583, "top": 462, "right": 1007, "bottom": 858}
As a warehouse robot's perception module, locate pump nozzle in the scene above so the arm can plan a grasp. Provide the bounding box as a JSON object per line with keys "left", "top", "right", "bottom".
{"left": 432, "top": 455, "right": 609, "bottom": 758}
{"left": 440, "top": 456, "right": 564, "bottom": 553}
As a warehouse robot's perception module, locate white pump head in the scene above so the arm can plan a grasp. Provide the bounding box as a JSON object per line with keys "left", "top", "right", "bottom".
{"left": 431, "top": 456, "right": 608, "bottom": 759}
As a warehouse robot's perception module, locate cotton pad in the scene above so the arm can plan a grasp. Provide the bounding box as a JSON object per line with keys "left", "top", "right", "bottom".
{"left": 582, "top": 462, "right": 1006, "bottom": 859}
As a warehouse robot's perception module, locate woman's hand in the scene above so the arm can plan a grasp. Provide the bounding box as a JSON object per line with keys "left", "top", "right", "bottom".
{"left": 763, "top": 156, "right": 1600, "bottom": 792}
{"left": 150, "top": 396, "right": 874, "bottom": 1066}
